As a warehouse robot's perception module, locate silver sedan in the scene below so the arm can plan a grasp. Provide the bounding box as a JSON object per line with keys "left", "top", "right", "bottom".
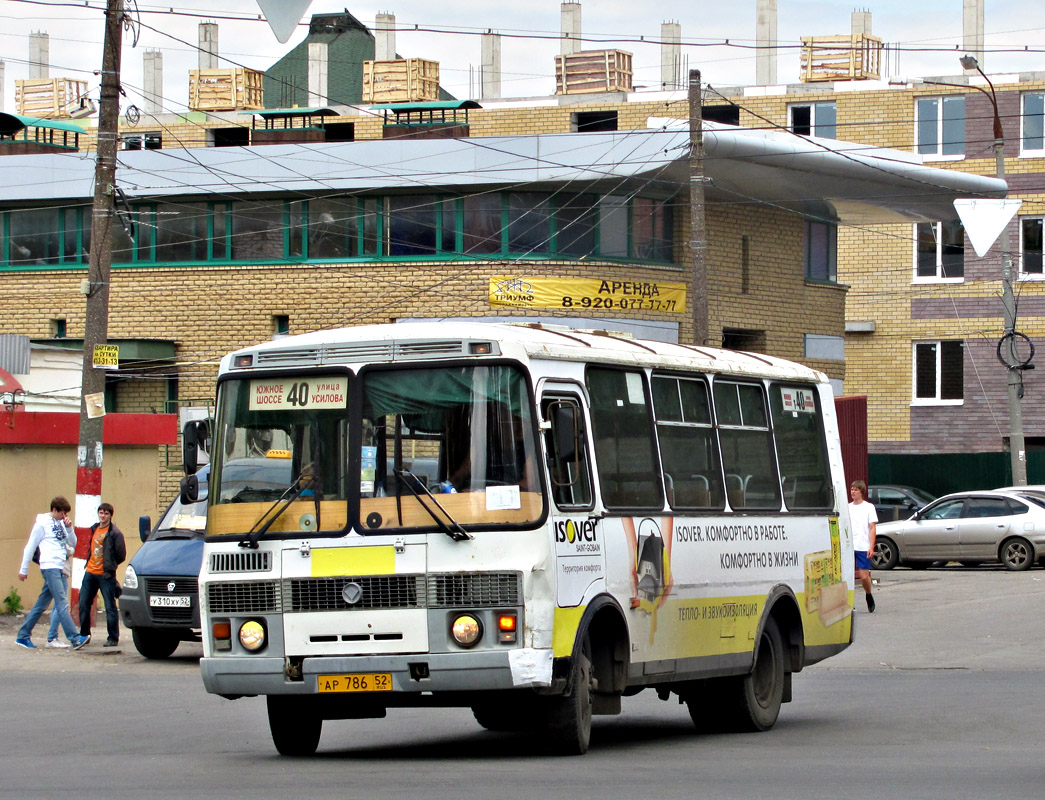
{"left": 871, "top": 490, "right": 1045, "bottom": 571}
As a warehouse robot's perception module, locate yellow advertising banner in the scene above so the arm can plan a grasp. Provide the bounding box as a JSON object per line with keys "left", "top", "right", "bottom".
{"left": 489, "top": 276, "right": 687, "bottom": 314}
{"left": 92, "top": 343, "right": 119, "bottom": 370}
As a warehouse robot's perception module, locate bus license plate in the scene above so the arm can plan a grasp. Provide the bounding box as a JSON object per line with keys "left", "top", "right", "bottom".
{"left": 149, "top": 596, "right": 191, "bottom": 608}
{"left": 318, "top": 673, "right": 393, "bottom": 693}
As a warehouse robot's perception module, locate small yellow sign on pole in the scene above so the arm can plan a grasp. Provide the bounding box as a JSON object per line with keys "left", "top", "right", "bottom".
{"left": 92, "top": 343, "right": 119, "bottom": 370}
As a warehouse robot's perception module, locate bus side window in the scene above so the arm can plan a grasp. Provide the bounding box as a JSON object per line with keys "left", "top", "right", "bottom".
{"left": 542, "top": 396, "right": 594, "bottom": 510}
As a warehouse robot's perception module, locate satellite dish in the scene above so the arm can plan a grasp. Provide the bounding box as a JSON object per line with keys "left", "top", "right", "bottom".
{"left": 255, "top": 0, "right": 314, "bottom": 44}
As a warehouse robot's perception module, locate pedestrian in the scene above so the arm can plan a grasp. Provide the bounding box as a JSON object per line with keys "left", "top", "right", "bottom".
{"left": 45, "top": 523, "right": 77, "bottom": 648}
{"left": 15, "top": 497, "right": 89, "bottom": 650}
{"left": 78, "top": 502, "right": 126, "bottom": 647}
{"left": 848, "top": 480, "right": 878, "bottom": 612}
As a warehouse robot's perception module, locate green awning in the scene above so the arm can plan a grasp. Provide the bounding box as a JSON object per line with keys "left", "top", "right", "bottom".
{"left": 370, "top": 101, "right": 481, "bottom": 111}
{"left": 0, "top": 113, "right": 87, "bottom": 137}
{"left": 240, "top": 107, "right": 338, "bottom": 118}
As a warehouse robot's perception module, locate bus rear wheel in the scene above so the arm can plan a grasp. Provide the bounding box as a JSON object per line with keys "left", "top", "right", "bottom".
{"left": 686, "top": 617, "right": 785, "bottom": 733}
{"left": 267, "top": 695, "right": 322, "bottom": 756}
{"left": 545, "top": 634, "right": 593, "bottom": 755}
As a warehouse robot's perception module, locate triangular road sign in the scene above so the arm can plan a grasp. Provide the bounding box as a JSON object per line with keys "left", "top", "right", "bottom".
{"left": 953, "top": 198, "right": 1023, "bottom": 257}
{"left": 256, "top": 0, "right": 313, "bottom": 43}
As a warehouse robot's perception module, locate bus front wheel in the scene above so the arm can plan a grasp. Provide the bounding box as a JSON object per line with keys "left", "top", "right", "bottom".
{"left": 267, "top": 695, "right": 322, "bottom": 756}
{"left": 546, "top": 634, "right": 594, "bottom": 755}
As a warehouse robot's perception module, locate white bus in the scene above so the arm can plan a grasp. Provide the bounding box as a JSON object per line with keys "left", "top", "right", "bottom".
{"left": 188, "top": 321, "right": 854, "bottom": 755}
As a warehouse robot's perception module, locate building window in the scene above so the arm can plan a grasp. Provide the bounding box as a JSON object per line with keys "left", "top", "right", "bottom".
{"left": 211, "top": 127, "right": 249, "bottom": 147}
{"left": 916, "top": 95, "right": 965, "bottom": 157}
{"left": 722, "top": 329, "right": 765, "bottom": 352}
{"left": 913, "top": 340, "right": 964, "bottom": 403}
{"left": 805, "top": 220, "right": 837, "bottom": 281}
{"left": 1021, "top": 217, "right": 1044, "bottom": 278}
{"left": 323, "top": 122, "right": 355, "bottom": 142}
{"left": 273, "top": 315, "right": 290, "bottom": 337}
{"left": 790, "top": 102, "right": 836, "bottom": 138}
{"left": 1022, "top": 92, "right": 1044, "bottom": 154}
{"left": 121, "top": 132, "right": 162, "bottom": 150}
{"left": 51, "top": 318, "right": 66, "bottom": 338}
{"left": 915, "top": 221, "right": 964, "bottom": 280}
{"left": 702, "top": 105, "right": 740, "bottom": 126}
{"left": 572, "top": 111, "right": 618, "bottom": 132}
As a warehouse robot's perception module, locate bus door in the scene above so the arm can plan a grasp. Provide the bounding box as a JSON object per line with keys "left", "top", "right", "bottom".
{"left": 538, "top": 384, "right": 605, "bottom": 609}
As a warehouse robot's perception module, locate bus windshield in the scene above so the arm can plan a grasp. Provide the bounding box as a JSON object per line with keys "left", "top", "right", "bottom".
{"left": 207, "top": 364, "right": 543, "bottom": 538}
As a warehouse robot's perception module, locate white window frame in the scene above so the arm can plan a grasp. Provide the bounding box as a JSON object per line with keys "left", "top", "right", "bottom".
{"left": 911, "top": 340, "right": 964, "bottom": 406}
{"left": 915, "top": 95, "right": 965, "bottom": 161}
{"left": 1019, "top": 215, "right": 1044, "bottom": 280}
{"left": 789, "top": 101, "right": 837, "bottom": 139}
{"left": 1021, "top": 91, "right": 1045, "bottom": 156}
{"left": 913, "top": 221, "right": 965, "bottom": 283}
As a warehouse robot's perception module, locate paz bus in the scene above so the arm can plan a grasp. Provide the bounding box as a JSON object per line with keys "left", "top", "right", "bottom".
{"left": 185, "top": 321, "right": 854, "bottom": 755}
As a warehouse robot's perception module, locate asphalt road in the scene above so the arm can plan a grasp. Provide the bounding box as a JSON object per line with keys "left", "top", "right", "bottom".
{"left": 2, "top": 565, "right": 1043, "bottom": 800}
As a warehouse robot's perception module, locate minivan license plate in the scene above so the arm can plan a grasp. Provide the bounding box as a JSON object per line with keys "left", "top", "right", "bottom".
{"left": 149, "top": 595, "right": 190, "bottom": 608}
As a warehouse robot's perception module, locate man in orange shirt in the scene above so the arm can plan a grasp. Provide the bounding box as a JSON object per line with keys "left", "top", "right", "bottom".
{"left": 77, "top": 503, "right": 126, "bottom": 647}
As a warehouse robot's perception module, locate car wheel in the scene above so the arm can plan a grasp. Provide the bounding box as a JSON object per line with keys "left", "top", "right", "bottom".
{"left": 1000, "top": 537, "right": 1033, "bottom": 571}
{"left": 871, "top": 538, "right": 898, "bottom": 570}
{"left": 131, "top": 627, "right": 180, "bottom": 660}
{"left": 267, "top": 695, "right": 321, "bottom": 756}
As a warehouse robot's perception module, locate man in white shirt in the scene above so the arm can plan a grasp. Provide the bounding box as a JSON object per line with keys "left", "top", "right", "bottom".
{"left": 848, "top": 481, "right": 878, "bottom": 612}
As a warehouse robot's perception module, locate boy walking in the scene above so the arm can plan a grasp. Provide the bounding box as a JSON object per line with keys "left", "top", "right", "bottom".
{"left": 16, "top": 497, "right": 89, "bottom": 650}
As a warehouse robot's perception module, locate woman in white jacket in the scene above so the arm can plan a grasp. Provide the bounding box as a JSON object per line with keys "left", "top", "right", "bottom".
{"left": 15, "top": 497, "right": 89, "bottom": 650}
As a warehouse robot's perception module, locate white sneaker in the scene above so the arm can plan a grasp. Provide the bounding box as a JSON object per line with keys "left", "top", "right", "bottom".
{"left": 46, "top": 639, "right": 71, "bottom": 649}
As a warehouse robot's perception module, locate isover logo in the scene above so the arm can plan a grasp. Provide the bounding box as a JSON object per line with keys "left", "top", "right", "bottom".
{"left": 555, "top": 518, "right": 598, "bottom": 545}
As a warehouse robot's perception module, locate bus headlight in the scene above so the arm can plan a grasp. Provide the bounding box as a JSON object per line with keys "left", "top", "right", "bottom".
{"left": 239, "top": 620, "right": 266, "bottom": 651}
{"left": 451, "top": 614, "right": 482, "bottom": 647}
{"left": 123, "top": 565, "right": 138, "bottom": 590}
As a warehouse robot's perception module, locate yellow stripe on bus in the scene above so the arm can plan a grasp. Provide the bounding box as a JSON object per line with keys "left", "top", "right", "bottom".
{"left": 311, "top": 546, "right": 395, "bottom": 577}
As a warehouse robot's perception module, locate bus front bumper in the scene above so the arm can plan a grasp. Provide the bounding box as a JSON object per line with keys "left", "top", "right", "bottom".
{"left": 201, "top": 648, "right": 555, "bottom": 697}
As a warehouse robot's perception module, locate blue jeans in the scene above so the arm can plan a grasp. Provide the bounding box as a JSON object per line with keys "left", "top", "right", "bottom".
{"left": 79, "top": 571, "right": 120, "bottom": 643}
{"left": 18, "top": 568, "right": 78, "bottom": 642}
{"left": 47, "top": 573, "right": 71, "bottom": 641}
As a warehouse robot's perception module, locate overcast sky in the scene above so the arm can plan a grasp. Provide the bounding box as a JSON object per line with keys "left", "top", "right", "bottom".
{"left": 0, "top": 0, "right": 1041, "bottom": 116}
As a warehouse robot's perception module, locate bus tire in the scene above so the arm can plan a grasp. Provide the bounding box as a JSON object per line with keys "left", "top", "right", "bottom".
{"left": 688, "top": 617, "right": 785, "bottom": 733}
{"left": 735, "top": 616, "right": 785, "bottom": 731}
{"left": 267, "top": 695, "right": 321, "bottom": 756}
{"left": 546, "top": 633, "right": 594, "bottom": 755}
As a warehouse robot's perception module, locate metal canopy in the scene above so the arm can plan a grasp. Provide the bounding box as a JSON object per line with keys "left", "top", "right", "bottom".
{"left": 0, "top": 125, "right": 1006, "bottom": 224}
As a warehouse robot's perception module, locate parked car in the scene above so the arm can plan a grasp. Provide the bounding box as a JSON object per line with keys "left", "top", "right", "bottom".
{"left": 120, "top": 457, "right": 292, "bottom": 659}
{"left": 871, "top": 489, "right": 1045, "bottom": 571}
{"left": 868, "top": 484, "right": 936, "bottom": 523}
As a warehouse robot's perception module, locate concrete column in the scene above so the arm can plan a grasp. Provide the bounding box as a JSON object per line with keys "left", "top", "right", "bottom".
{"left": 963, "top": 0, "right": 984, "bottom": 73}
{"left": 561, "top": 2, "right": 581, "bottom": 56}
{"left": 199, "top": 22, "right": 219, "bottom": 70}
{"left": 481, "top": 33, "right": 501, "bottom": 100}
{"left": 376, "top": 13, "right": 396, "bottom": 61}
{"left": 29, "top": 32, "right": 49, "bottom": 79}
{"left": 143, "top": 49, "right": 163, "bottom": 115}
{"left": 308, "top": 42, "right": 328, "bottom": 106}
{"left": 755, "top": 0, "right": 777, "bottom": 86}
{"left": 661, "top": 21, "right": 681, "bottom": 90}
{"left": 851, "top": 10, "right": 872, "bottom": 36}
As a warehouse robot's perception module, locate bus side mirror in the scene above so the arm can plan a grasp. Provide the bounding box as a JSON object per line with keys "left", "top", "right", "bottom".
{"left": 138, "top": 515, "right": 152, "bottom": 543}
{"left": 183, "top": 419, "right": 210, "bottom": 476}
{"left": 180, "top": 473, "right": 199, "bottom": 505}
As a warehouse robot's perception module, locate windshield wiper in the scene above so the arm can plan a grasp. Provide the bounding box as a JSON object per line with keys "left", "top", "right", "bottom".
{"left": 394, "top": 468, "right": 472, "bottom": 542}
{"left": 240, "top": 475, "right": 307, "bottom": 549}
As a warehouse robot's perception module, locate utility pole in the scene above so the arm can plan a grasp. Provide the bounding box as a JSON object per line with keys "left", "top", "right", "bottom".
{"left": 688, "top": 69, "right": 709, "bottom": 346}
{"left": 73, "top": 0, "right": 124, "bottom": 603}
{"left": 958, "top": 55, "right": 1027, "bottom": 485}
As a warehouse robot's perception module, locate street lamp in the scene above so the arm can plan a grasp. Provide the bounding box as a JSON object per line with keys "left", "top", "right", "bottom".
{"left": 956, "top": 55, "right": 1027, "bottom": 485}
